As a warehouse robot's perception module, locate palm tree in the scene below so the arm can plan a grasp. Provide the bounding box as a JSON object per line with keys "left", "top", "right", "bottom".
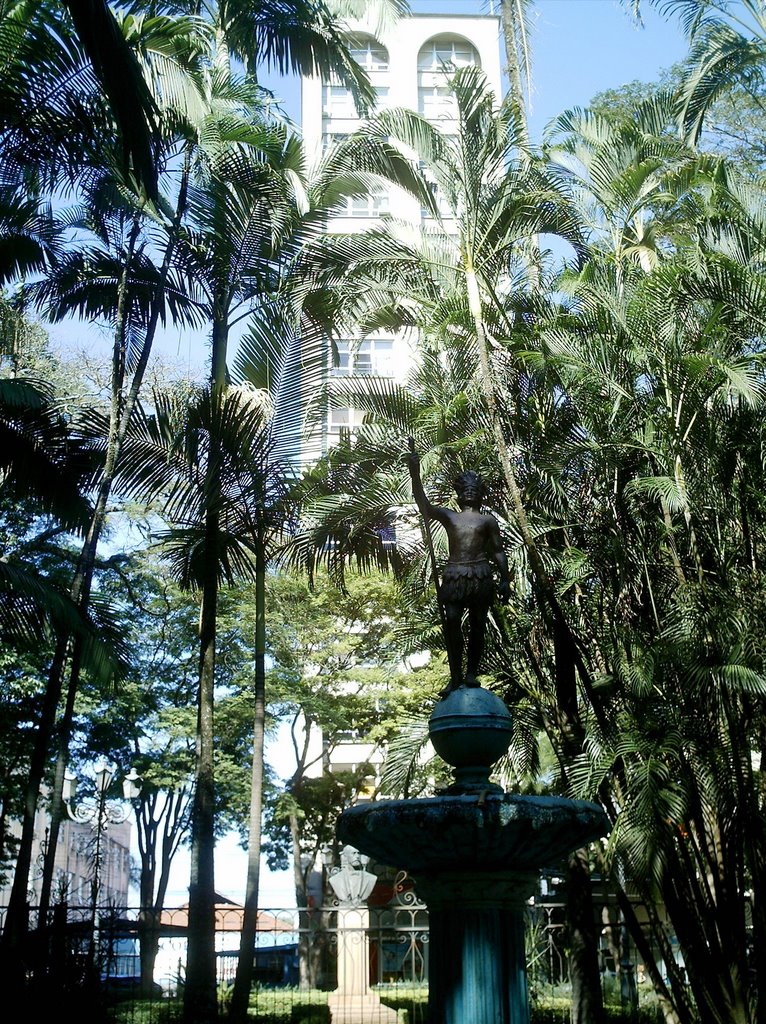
{"left": 226, "top": 346, "right": 298, "bottom": 1022}
{"left": 498, "top": 0, "right": 535, "bottom": 148}
{"left": 543, "top": 92, "right": 701, "bottom": 274}
{"left": 635, "top": 0, "right": 766, "bottom": 148}
{"left": 1, "top": 8, "right": 207, "bottom": 951}
{"left": 518, "top": 92, "right": 766, "bottom": 1015}
{"left": 117, "top": 378, "right": 292, "bottom": 1021}
{"left": 58, "top": 0, "right": 162, "bottom": 197}
{"left": 161, "top": 32, "right": 435, "bottom": 1013}
{"left": 546, "top": 247, "right": 766, "bottom": 1023}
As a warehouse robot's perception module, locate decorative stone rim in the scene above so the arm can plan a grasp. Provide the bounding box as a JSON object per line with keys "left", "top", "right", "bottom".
{"left": 338, "top": 793, "right": 611, "bottom": 875}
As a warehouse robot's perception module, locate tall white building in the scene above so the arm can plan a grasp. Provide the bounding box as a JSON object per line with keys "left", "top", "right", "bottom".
{"left": 299, "top": 13, "right": 502, "bottom": 466}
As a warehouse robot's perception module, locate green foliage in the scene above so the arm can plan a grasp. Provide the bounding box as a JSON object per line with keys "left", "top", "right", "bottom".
{"left": 589, "top": 54, "right": 766, "bottom": 176}
{"left": 256, "top": 568, "right": 428, "bottom": 887}
{"left": 250, "top": 986, "right": 331, "bottom": 1023}
{"left": 109, "top": 988, "right": 664, "bottom": 1024}
{"left": 529, "top": 1003, "right": 662, "bottom": 1024}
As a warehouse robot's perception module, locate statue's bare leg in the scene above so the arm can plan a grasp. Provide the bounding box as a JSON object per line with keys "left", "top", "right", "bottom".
{"left": 464, "top": 600, "right": 490, "bottom": 686}
{"left": 440, "top": 601, "right": 464, "bottom": 697}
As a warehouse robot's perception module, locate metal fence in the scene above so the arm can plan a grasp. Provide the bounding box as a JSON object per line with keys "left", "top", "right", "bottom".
{"left": 0, "top": 886, "right": 673, "bottom": 1021}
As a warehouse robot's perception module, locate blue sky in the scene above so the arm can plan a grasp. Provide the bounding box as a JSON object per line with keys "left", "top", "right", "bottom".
{"left": 525, "top": 0, "right": 688, "bottom": 136}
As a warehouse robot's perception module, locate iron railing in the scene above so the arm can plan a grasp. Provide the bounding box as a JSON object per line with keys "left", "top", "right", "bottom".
{"left": 0, "top": 887, "right": 675, "bottom": 1021}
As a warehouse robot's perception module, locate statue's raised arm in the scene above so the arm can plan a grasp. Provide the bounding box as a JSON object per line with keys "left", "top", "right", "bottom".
{"left": 406, "top": 440, "right": 453, "bottom": 529}
{"left": 405, "top": 441, "right": 511, "bottom": 698}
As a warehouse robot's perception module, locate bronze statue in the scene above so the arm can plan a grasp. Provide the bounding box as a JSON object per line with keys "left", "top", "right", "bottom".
{"left": 406, "top": 443, "right": 510, "bottom": 697}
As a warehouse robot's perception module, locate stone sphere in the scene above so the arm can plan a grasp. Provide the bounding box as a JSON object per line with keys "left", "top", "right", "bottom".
{"left": 428, "top": 686, "right": 513, "bottom": 771}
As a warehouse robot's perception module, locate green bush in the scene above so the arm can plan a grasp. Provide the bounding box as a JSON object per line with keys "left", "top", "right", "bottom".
{"left": 528, "top": 1003, "right": 663, "bottom": 1024}
{"left": 109, "top": 997, "right": 183, "bottom": 1024}
{"left": 110, "top": 985, "right": 665, "bottom": 1024}
{"left": 374, "top": 983, "right": 428, "bottom": 1023}
{"left": 290, "top": 1008, "right": 331, "bottom": 1024}
{"left": 246, "top": 987, "right": 329, "bottom": 1023}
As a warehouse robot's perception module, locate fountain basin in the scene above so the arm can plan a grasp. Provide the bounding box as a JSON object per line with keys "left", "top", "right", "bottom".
{"left": 337, "top": 793, "right": 610, "bottom": 875}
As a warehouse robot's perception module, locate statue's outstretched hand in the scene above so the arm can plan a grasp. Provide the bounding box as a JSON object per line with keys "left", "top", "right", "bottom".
{"left": 405, "top": 437, "right": 420, "bottom": 478}
{"left": 498, "top": 579, "right": 511, "bottom": 604}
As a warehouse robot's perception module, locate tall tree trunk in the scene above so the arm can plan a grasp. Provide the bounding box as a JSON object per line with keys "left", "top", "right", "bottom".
{"left": 184, "top": 557, "right": 219, "bottom": 1024}
{"left": 37, "top": 159, "right": 192, "bottom": 922}
{"left": 184, "top": 292, "right": 229, "bottom": 1023}
{"left": 7, "top": 161, "right": 191, "bottom": 953}
{"left": 1, "top": 637, "right": 69, "bottom": 976}
{"left": 136, "top": 787, "right": 191, "bottom": 994}
{"left": 567, "top": 848, "right": 605, "bottom": 1024}
{"left": 4, "top": 212, "right": 141, "bottom": 959}
{"left": 498, "top": 0, "right": 532, "bottom": 149}
{"left": 229, "top": 538, "right": 267, "bottom": 1022}
{"left": 290, "top": 809, "right": 314, "bottom": 992}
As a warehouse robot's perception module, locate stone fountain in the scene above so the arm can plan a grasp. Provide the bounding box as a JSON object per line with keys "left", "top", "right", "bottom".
{"left": 337, "top": 686, "right": 610, "bottom": 1024}
{"left": 335, "top": 450, "right": 610, "bottom": 1022}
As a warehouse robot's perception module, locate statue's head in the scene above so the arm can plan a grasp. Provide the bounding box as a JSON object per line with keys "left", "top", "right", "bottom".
{"left": 453, "top": 470, "right": 484, "bottom": 509}
{"left": 340, "top": 845, "right": 367, "bottom": 870}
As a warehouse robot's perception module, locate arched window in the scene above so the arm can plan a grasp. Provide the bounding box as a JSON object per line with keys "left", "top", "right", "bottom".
{"left": 417, "top": 35, "right": 480, "bottom": 121}
{"left": 348, "top": 35, "right": 389, "bottom": 72}
{"left": 323, "top": 34, "right": 390, "bottom": 120}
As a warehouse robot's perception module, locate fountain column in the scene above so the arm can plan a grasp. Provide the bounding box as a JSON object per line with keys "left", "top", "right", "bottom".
{"left": 337, "top": 687, "right": 611, "bottom": 1024}
{"left": 416, "top": 870, "right": 535, "bottom": 1024}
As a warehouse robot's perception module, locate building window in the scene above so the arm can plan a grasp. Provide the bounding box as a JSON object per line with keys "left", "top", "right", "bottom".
{"left": 417, "top": 36, "right": 480, "bottom": 123}
{"left": 322, "top": 131, "right": 350, "bottom": 153}
{"left": 323, "top": 84, "right": 357, "bottom": 119}
{"left": 356, "top": 338, "right": 394, "bottom": 375}
{"left": 417, "top": 37, "right": 480, "bottom": 72}
{"left": 419, "top": 85, "right": 456, "bottom": 120}
{"left": 420, "top": 172, "right": 455, "bottom": 220}
{"left": 331, "top": 184, "right": 389, "bottom": 219}
{"left": 331, "top": 338, "right": 394, "bottom": 376}
{"left": 324, "top": 37, "right": 388, "bottom": 121}
{"left": 333, "top": 341, "right": 351, "bottom": 374}
{"left": 328, "top": 406, "right": 365, "bottom": 446}
{"left": 348, "top": 38, "right": 389, "bottom": 72}
{"left": 350, "top": 186, "right": 389, "bottom": 217}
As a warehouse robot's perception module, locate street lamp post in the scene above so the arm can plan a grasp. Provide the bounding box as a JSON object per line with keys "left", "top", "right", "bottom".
{"left": 63, "top": 763, "right": 142, "bottom": 911}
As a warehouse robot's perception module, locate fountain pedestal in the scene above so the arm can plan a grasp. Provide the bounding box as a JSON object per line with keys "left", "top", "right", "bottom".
{"left": 327, "top": 905, "right": 398, "bottom": 1024}
{"left": 417, "top": 870, "right": 535, "bottom": 1024}
{"left": 337, "top": 688, "right": 611, "bottom": 1024}
{"left": 327, "top": 849, "right": 398, "bottom": 1024}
